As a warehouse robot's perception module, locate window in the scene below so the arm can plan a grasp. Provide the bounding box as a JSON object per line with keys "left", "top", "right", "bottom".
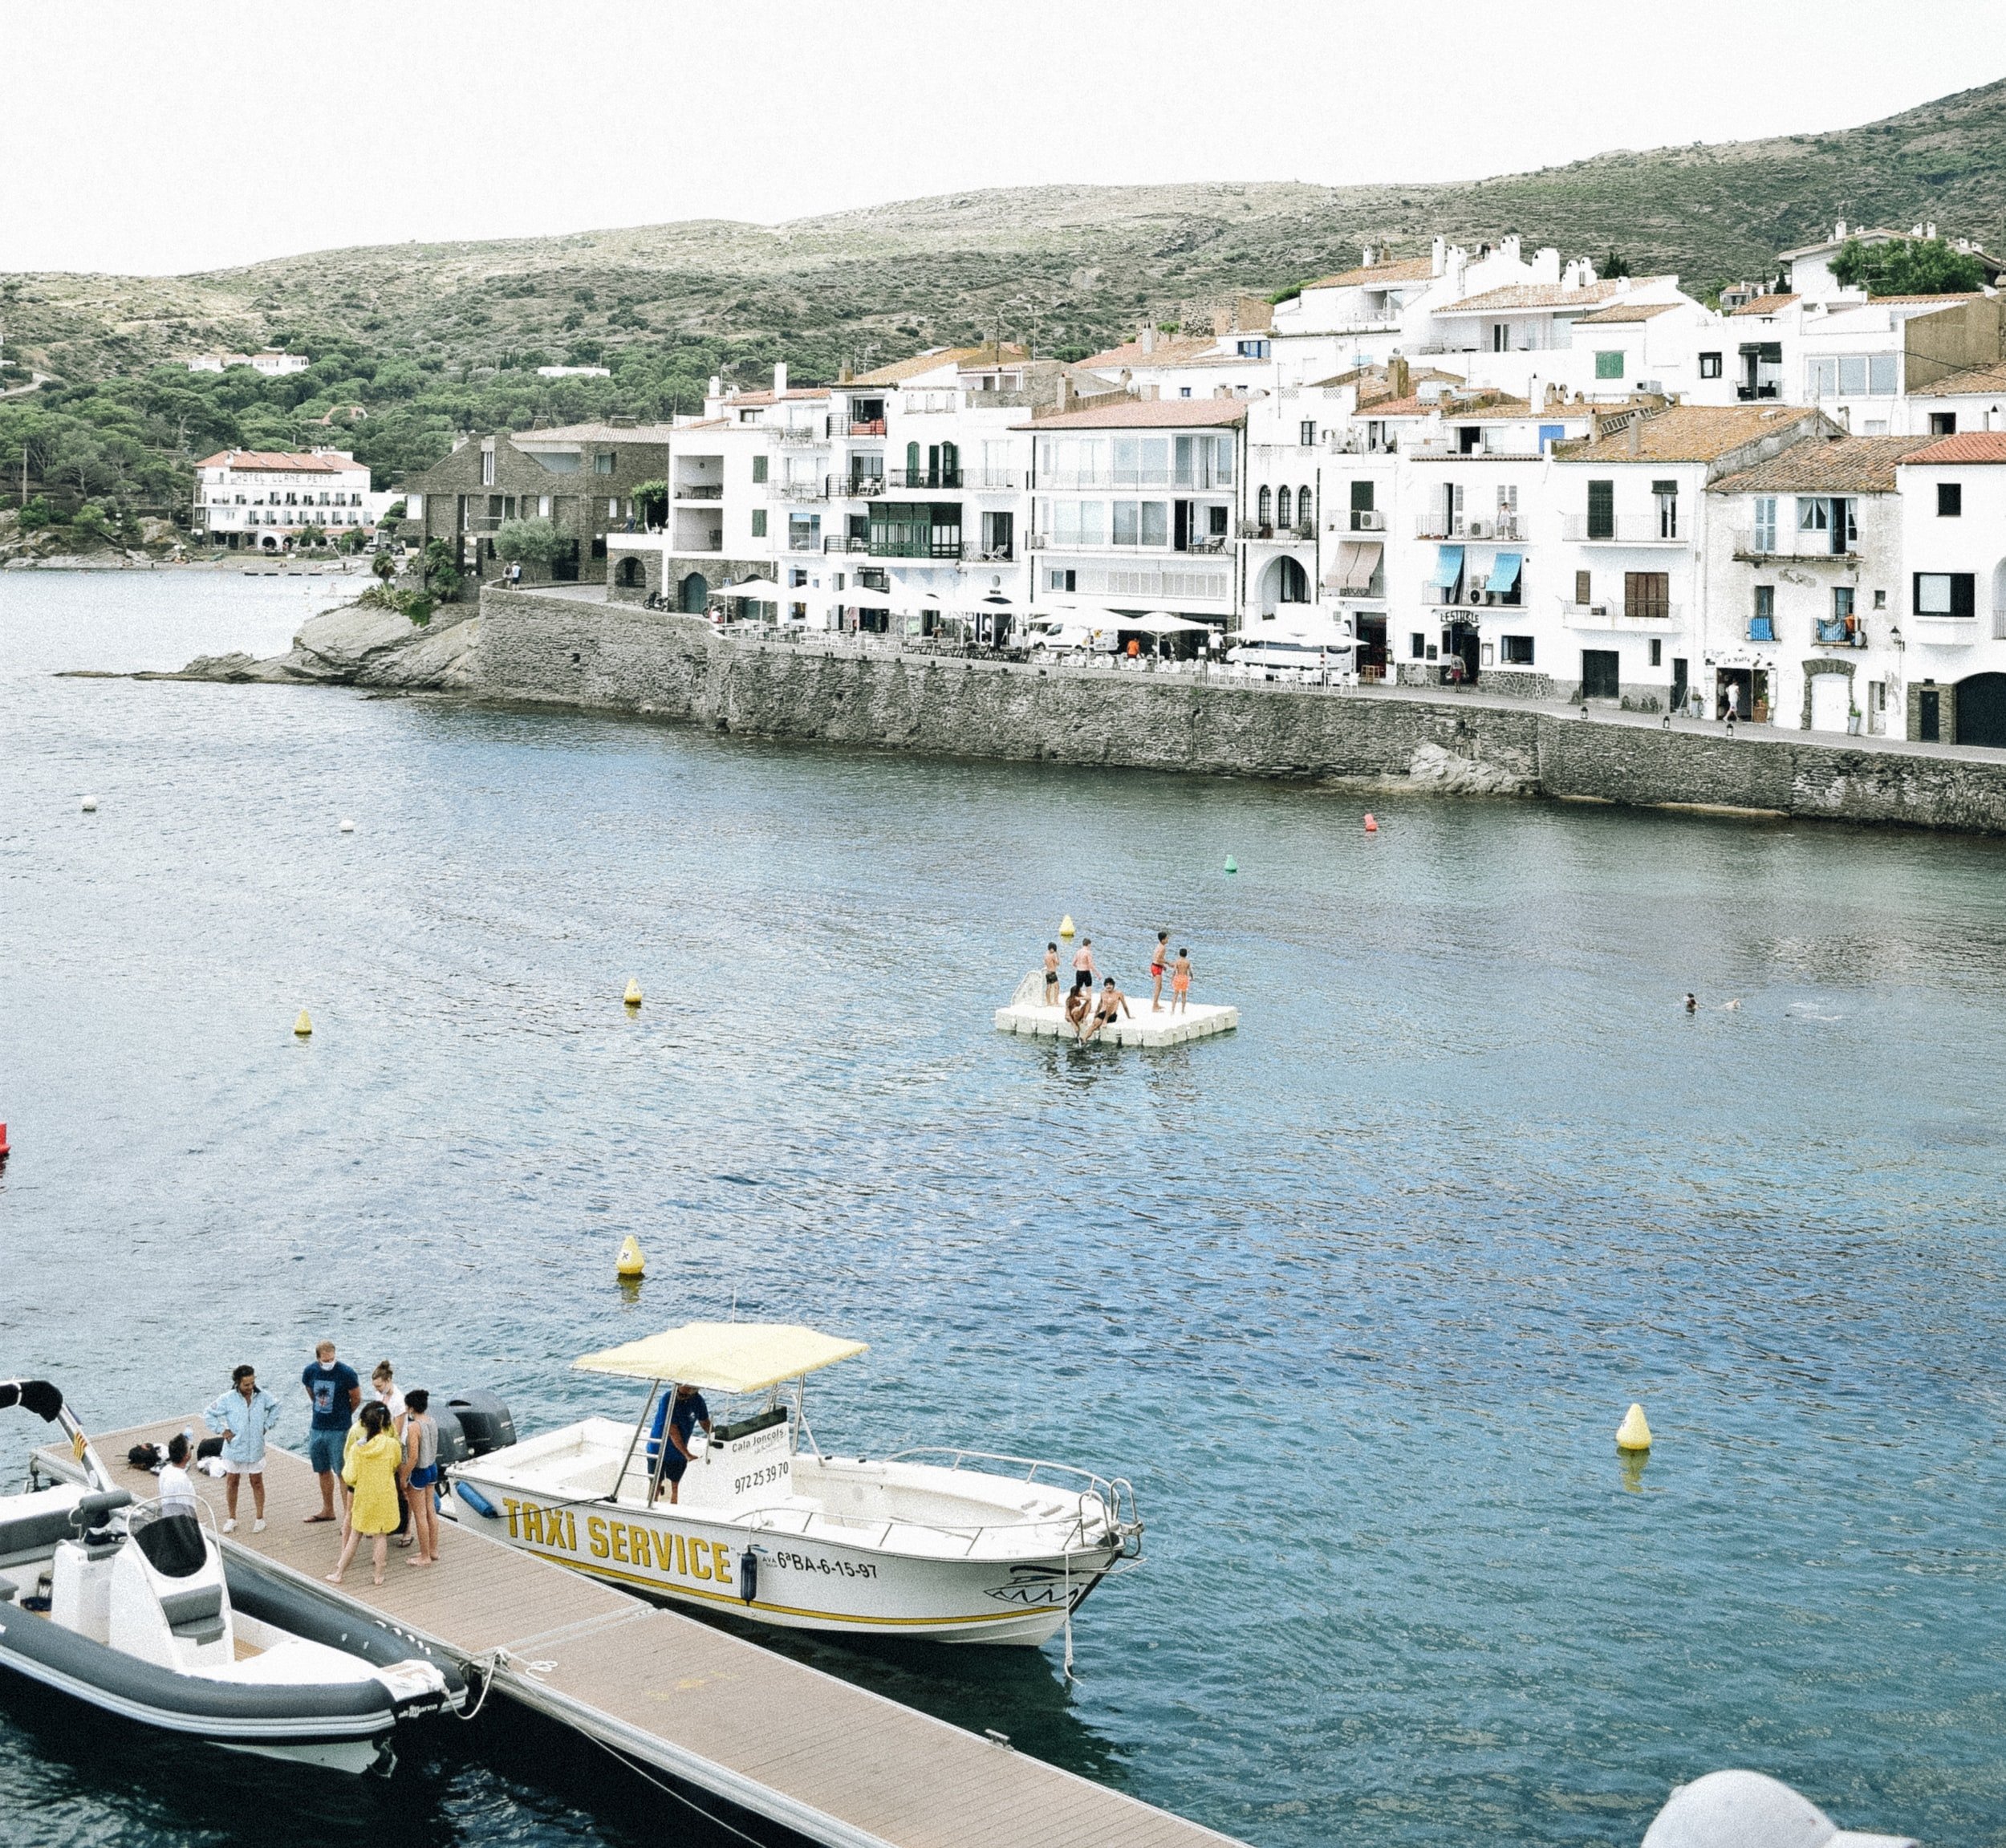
{"left": 1299, "top": 420, "right": 1316, "bottom": 447}
{"left": 1257, "top": 485, "right": 1273, "bottom": 528}
{"left": 1752, "top": 496, "right": 1777, "bottom": 554}
{"left": 481, "top": 449, "right": 494, "bottom": 487}
{"left": 1586, "top": 480, "right": 1614, "bottom": 541}
{"left": 1649, "top": 638, "right": 1663, "bottom": 667}
{"left": 1208, "top": 505, "right": 1228, "bottom": 536}
{"left": 1501, "top": 635, "right": 1534, "bottom": 664}
{"left": 1048, "top": 568, "right": 1076, "bottom": 591}
{"left": 1930, "top": 412, "right": 1957, "bottom": 437}
{"left": 1699, "top": 352, "right": 1723, "bottom": 380}
{"left": 1752, "top": 583, "right": 1776, "bottom": 641}
{"left": 1939, "top": 481, "right": 1963, "bottom": 517}
{"left": 1594, "top": 351, "right": 1625, "bottom": 380}
{"left": 1797, "top": 497, "right": 1829, "bottom": 534}
{"left": 1140, "top": 502, "right": 1168, "bottom": 547}
{"left": 751, "top": 455, "right": 769, "bottom": 483}
{"left": 1112, "top": 501, "right": 1140, "bottom": 546}
{"left": 1492, "top": 323, "right": 1509, "bottom": 353}
{"left": 1624, "top": 571, "right": 1670, "bottom": 619}
{"left": 1915, "top": 572, "right": 1975, "bottom": 617}
{"left": 1276, "top": 486, "right": 1293, "bottom": 528}
{"left": 1833, "top": 587, "right": 1856, "bottom": 623}
{"left": 750, "top": 509, "right": 767, "bottom": 537}
{"left": 1812, "top": 354, "right": 1902, "bottom": 397}
{"left": 593, "top": 453, "right": 615, "bottom": 475}
{"left": 1351, "top": 480, "right": 1375, "bottom": 513}
{"left": 1180, "top": 387, "right": 1192, "bottom": 398}
{"left": 1574, "top": 569, "right": 1592, "bottom": 606}
{"left": 1653, "top": 479, "right": 1679, "bottom": 540}
{"left": 1871, "top": 354, "right": 1899, "bottom": 394}
{"left": 1410, "top": 632, "right": 1427, "bottom": 660}
{"left": 607, "top": 498, "right": 619, "bottom": 518}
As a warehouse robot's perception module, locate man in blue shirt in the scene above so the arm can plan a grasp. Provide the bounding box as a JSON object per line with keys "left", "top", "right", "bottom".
{"left": 646, "top": 1383, "right": 713, "bottom": 1505}
{"left": 204, "top": 1363, "right": 282, "bottom": 1533}
{"left": 301, "top": 1340, "right": 360, "bottom": 1523}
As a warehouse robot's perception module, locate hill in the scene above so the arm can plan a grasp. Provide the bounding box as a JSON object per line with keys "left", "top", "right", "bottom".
{"left": 8, "top": 75, "right": 2006, "bottom": 388}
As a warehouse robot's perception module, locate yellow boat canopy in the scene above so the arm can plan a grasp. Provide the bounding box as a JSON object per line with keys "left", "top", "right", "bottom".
{"left": 573, "top": 1322, "right": 867, "bottom": 1394}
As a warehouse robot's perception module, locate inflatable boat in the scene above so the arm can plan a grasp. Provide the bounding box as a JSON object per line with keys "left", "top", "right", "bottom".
{"left": 0, "top": 1379, "right": 465, "bottom": 1773}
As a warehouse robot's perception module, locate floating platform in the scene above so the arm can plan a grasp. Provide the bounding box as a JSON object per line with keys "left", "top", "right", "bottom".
{"left": 42, "top": 1420, "right": 1241, "bottom": 1848}
{"left": 995, "top": 997, "right": 1238, "bottom": 1047}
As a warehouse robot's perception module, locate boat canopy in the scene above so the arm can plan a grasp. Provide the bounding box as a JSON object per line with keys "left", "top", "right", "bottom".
{"left": 574, "top": 1322, "right": 867, "bottom": 1393}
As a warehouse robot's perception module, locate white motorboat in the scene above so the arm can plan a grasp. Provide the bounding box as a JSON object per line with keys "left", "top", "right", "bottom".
{"left": 451, "top": 1323, "right": 1143, "bottom": 1646}
{"left": 1, "top": 1379, "right": 465, "bottom": 1773}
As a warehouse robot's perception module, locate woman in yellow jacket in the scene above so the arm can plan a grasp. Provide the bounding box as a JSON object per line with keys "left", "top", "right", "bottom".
{"left": 328, "top": 1402, "right": 403, "bottom": 1586}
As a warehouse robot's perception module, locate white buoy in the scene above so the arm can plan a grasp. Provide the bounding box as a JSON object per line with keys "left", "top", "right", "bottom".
{"left": 1616, "top": 1403, "right": 1653, "bottom": 1452}
{"left": 339, "top": 818, "right": 355, "bottom": 833}
{"left": 81, "top": 797, "right": 98, "bottom": 813}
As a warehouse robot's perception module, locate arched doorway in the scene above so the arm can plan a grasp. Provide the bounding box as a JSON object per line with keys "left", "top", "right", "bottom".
{"left": 1259, "top": 555, "right": 1310, "bottom": 613}
{"left": 615, "top": 556, "right": 644, "bottom": 590}
{"left": 678, "top": 571, "right": 709, "bottom": 614}
{"left": 1955, "top": 672, "right": 2006, "bottom": 747}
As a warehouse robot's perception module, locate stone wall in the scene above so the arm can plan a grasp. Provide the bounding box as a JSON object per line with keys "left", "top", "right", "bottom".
{"left": 469, "top": 589, "right": 2006, "bottom": 835}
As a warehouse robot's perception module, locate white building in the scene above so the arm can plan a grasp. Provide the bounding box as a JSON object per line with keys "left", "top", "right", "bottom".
{"left": 192, "top": 449, "right": 388, "bottom": 548}
{"left": 185, "top": 352, "right": 311, "bottom": 376}
{"left": 1890, "top": 432, "right": 2006, "bottom": 745}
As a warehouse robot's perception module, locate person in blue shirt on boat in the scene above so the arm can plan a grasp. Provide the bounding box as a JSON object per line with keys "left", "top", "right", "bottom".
{"left": 205, "top": 1363, "right": 282, "bottom": 1534}
{"left": 646, "top": 1383, "right": 713, "bottom": 1505}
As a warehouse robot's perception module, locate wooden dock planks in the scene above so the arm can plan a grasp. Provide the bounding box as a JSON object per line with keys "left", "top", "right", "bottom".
{"left": 43, "top": 1417, "right": 1243, "bottom": 1848}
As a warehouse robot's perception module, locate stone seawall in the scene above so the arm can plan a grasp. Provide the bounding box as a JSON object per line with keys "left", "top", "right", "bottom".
{"left": 461, "top": 589, "right": 2006, "bottom": 834}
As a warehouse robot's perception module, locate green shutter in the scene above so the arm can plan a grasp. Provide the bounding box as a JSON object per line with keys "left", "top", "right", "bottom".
{"left": 1594, "top": 351, "right": 1624, "bottom": 380}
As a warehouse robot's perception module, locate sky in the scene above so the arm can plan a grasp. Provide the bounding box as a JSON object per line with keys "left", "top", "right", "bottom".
{"left": 8, "top": 0, "right": 2006, "bottom": 277}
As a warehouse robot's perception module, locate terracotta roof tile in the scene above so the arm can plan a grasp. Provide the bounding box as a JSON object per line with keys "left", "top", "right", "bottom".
{"left": 1435, "top": 278, "right": 1666, "bottom": 316}
{"left": 1913, "top": 361, "right": 2006, "bottom": 398}
{"left": 513, "top": 422, "right": 678, "bottom": 444}
{"left": 1015, "top": 397, "right": 1249, "bottom": 431}
{"left": 1302, "top": 257, "right": 1437, "bottom": 289}
{"left": 195, "top": 449, "right": 359, "bottom": 472}
{"left": 851, "top": 343, "right": 1030, "bottom": 386}
{"left": 1075, "top": 333, "right": 1216, "bottom": 369}
{"left": 1708, "top": 435, "right": 1936, "bottom": 495}
{"left": 1728, "top": 293, "right": 1800, "bottom": 316}
{"left": 1552, "top": 404, "right": 1825, "bottom": 465}
{"left": 1575, "top": 300, "right": 1686, "bottom": 324}
{"left": 1898, "top": 431, "right": 2006, "bottom": 465}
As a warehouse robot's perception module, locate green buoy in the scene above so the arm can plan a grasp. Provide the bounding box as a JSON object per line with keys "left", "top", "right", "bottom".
{"left": 1224, "top": 856, "right": 1237, "bottom": 875}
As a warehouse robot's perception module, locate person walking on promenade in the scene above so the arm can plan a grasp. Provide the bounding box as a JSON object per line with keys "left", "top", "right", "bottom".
{"left": 400, "top": 1389, "right": 442, "bottom": 1568}
{"left": 1043, "top": 942, "right": 1061, "bottom": 1006}
{"left": 301, "top": 1340, "right": 359, "bottom": 1525}
{"left": 329, "top": 1403, "right": 403, "bottom": 1588}
{"left": 1149, "top": 930, "right": 1172, "bottom": 1012}
{"left": 1082, "top": 975, "right": 1131, "bottom": 1044}
{"left": 205, "top": 1363, "right": 281, "bottom": 1534}
{"left": 1170, "top": 947, "right": 1193, "bottom": 1015}
{"left": 1072, "top": 936, "right": 1097, "bottom": 986}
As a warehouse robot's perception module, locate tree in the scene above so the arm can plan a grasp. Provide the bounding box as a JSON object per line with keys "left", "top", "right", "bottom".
{"left": 1829, "top": 236, "right": 1984, "bottom": 296}
{"left": 629, "top": 478, "right": 667, "bottom": 527}
{"left": 420, "top": 536, "right": 462, "bottom": 600}
{"left": 18, "top": 495, "right": 51, "bottom": 532}
{"left": 1601, "top": 249, "right": 1631, "bottom": 279}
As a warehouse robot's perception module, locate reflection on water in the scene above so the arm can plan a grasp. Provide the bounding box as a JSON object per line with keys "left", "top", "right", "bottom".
{"left": 4, "top": 572, "right": 2005, "bottom": 1848}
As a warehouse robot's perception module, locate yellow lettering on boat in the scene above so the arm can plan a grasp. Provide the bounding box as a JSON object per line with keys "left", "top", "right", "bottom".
{"left": 566, "top": 1511, "right": 578, "bottom": 1552}
{"left": 523, "top": 1505, "right": 545, "bottom": 1547}
{"left": 675, "top": 1533, "right": 687, "bottom": 1574}
{"left": 611, "top": 1524, "right": 629, "bottom": 1565}
{"left": 587, "top": 1515, "right": 609, "bottom": 1558}
{"left": 502, "top": 1497, "right": 521, "bottom": 1539}
{"left": 712, "top": 1541, "right": 731, "bottom": 1582}
{"left": 647, "top": 1528, "right": 672, "bottom": 1571}
{"left": 690, "top": 1539, "right": 711, "bottom": 1581}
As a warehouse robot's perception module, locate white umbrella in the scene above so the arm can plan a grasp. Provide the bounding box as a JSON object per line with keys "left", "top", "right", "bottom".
{"left": 711, "top": 575, "right": 775, "bottom": 597}
{"left": 1131, "top": 611, "right": 1212, "bottom": 634}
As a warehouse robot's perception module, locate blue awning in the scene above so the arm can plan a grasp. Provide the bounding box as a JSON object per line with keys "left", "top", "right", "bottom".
{"left": 1487, "top": 550, "right": 1522, "bottom": 592}
{"left": 1431, "top": 545, "right": 1464, "bottom": 589}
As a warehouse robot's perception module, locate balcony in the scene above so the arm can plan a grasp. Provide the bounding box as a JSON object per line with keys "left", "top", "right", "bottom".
{"left": 1736, "top": 383, "right": 1782, "bottom": 401}
{"left": 1813, "top": 619, "right": 1867, "bottom": 648}
{"left": 1561, "top": 599, "right": 1683, "bottom": 627}
{"left": 823, "top": 535, "right": 868, "bottom": 554}
{"left": 868, "top": 537, "right": 964, "bottom": 560}
{"left": 968, "top": 544, "right": 1015, "bottom": 563}
{"left": 833, "top": 474, "right": 885, "bottom": 499}
{"left": 847, "top": 418, "right": 887, "bottom": 437}
{"left": 777, "top": 425, "right": 824, "bottom": 446}
{"left": 1734, "top": 531, "right": 1858, "bottom": 563}
{"left": 887, "top": 467, "right": 962, "bottom": 489}
{"left": 775, "top": 480, "right": 826, "bottom": 502}
{"left": 1025, "top": 533, "right": 1047, "bottom": 549}
{"left": 969, "top": 469, "right": 1018, "bottom": 489}
{"left": 1561, "top": 515, "right": 1687, "bottom": 545}
{"left": 674, "top": 483, "right": 723, "bottom": 502}
{"left": 1415, "top": 515, "right": 1525, "bottom": 541}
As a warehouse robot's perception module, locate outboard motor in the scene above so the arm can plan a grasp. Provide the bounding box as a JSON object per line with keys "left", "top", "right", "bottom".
{"left": 445, "top": 1390, "right": 517, "bottom": 1457}
{"left": 430, "top": 1407, "right": 473, "bottom": 1470}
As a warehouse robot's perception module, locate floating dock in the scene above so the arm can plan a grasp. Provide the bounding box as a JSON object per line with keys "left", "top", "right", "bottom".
{"left": 994, "top": 998, "right": 1238, "bottom": 1048}
{"left": 42, "top": 1420, "right": 1242, "bottom": 1848}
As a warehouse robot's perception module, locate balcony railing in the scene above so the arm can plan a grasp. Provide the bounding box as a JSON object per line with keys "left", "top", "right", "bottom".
{"left": 887, "top": 467, "right": 962, "bottom": 489}
{"left": 868, "top": 536, "right": 964, "bottom": 560}
{"left": 1734, "top": 530, "right": 1858, "bottom": 563}
{"left": 776, "top": 480, "right": 827, "bottom": 502}
{"left": 847, "top": 418, "right": 887, "bottom": 436}
{"left": 778, "top": 425, "right": 824, "bottom": 445}
{"left": 1025, "top": 533, "right": 1047, "bottom": 549}
{"left": 969, "top": 470, "right": 1018, "bottom": 489}
{"left": 968, "top": 544, "right": 1016, "bottom": 563}
{"left": 823, "top": 535, "right": 867, "bottom": 554}
{"left": 1415, "top": 514, "right": 1525, "bottom": 541}
{"left": 1736, "top": 383, "right": 1782, "bottom": 401}
{"left": 1560, "top": 599, "right": 1683, "bottom": 625}
{"left": 1813, "top": 619, "right": 1867, "bottom": 648}
{"left": 1560, "top": 515, "right": 1686, "bottom": 544}
{"left": 675, "top": 483, "right": 724, "bottom": 501}
{"left": 834, "top": 475, "right": 885, "bottom": 498}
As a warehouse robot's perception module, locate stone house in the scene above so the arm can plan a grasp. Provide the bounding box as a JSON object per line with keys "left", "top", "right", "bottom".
{"left": 401, "top": 421, "right": 672, "bottom": 590}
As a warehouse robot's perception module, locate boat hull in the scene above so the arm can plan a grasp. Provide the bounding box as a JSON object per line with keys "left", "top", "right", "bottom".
{"left": 450, "top": 1476, "right": 1115, "bottom": 1646}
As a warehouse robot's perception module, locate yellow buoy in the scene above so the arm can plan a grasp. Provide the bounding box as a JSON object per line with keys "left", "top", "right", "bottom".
{"left": 623, "top": 978, "right": 643, "bottom": 1009}
{"left": 615, "top": 1234, "right": 646, "bottom": 1278}
{"left": 1616, "top": 1403, "right": 1653, "bottom": 1452}
{"left": 1058, "top": 916, "right": 1075, "bottom": 939}
{"left": 292, "top": 1009, "right": 313, "bottom": 1038}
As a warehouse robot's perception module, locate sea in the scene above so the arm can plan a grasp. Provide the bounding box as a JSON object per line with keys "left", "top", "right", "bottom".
{"left": 2, "top": 569, "right": 2003, "bottom": 1848}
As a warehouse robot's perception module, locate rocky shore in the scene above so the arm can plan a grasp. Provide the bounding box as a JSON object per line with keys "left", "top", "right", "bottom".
{"left": 139, "top": 589, "right": 2006, "bottom": 835}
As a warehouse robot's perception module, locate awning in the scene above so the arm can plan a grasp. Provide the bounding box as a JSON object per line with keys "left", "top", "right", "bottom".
{"left": 1486, "top": 551, "right": 1522, "bottom": 592}
{"left": 1431, "top": 545, "right": 1464, "bottom": 589}
{"left": 575, "top": 1322, "right": 867, "bottom": 1392}
{"left": 1330, "top": 540, "right": 1381, "bottom": 595}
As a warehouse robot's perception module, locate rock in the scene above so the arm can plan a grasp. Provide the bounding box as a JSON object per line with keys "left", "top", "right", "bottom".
{"left": 356, "top": 615, "right": 480, "bottom": 689}
{"left": 1406, "top": 741, "right": 1533, "bottom": 795}
{"left": 137, "top": 517, "right": 179, "bottom": 547}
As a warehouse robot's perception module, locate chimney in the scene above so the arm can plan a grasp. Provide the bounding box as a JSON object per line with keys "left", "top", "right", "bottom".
{"left": 1500, "top": 234, "right": 1521, "bottom": 266}
{"left": 1431, "top": 234, "right": 1447, "bottom": 278}
{"left": 709, "top": 375, "right": 721, "bottom": 396}
{"left": 1834, "top": 218, "right": 1847, "bottom": 241}
{"left": 1362, "top": 245, "right": 1377, "bottom": 268}
{"left": 1391, "top": 356, "right": 1411, "bottom": 400}
{"left": 839, "top": 362, "right": 854, "bottom": 384}
{"left": 1141, "top": 326, "right": 1157, "bottom": 355}
{"left": 1927, "top": 221, "right": 1937, "bottom": 240}
{"left": 1627, "top": 416, "right": 1642, "bottom": 457}
{"left": 1055, "top": 375, "right": 1072, "bottom": 412}
{"left": 773, "top": 361, "right": 787, "bottom": 397}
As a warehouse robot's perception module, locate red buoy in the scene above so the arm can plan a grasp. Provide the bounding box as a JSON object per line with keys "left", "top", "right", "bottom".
{"left": 1363, "top": 813, "right": 1379, "bottom": 833}
{"left": 0, "top": 1123, "right": 10, "bottom": 1160}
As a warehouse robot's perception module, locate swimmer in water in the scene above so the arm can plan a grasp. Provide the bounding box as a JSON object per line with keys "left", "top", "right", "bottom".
{"left": 1684, "top": 993, "right": 1697, "bottom": 1013}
